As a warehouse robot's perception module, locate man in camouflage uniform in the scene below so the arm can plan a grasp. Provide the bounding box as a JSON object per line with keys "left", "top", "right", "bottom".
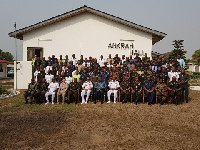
{"left": 167, "top": 76, "right": 181, "bottom": 105}
{"left": 120, "top": 76, "right": 131, "bottom": 103}
{"left": 57, "top": 78, "right": 69, "bottom": 104}
{"left": 131, "top": 76, "right": 142, "bottom": 105}
{"left": 24, "top": 79, "right": 36, "bottom": 104}
{"left": 155, "top": 78, "right": 168, "bottom": 105}
{"left": 179, "top": 69, "right": 190, "bottom": 103}
{"left": 69, "top": 78, "right": 80, "bottom": 104}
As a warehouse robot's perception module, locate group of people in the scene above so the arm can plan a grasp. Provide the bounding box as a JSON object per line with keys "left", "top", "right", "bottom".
{"left": 24, "top": 53, "right": 189, "bottom": 106}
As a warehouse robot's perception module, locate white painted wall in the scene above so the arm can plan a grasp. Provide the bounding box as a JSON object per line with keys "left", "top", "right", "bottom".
{"left": 14, "top": 61, "right": 32, "bottom": 89}
{"left": 23, "top": 12, "right": 152, "bottom": 60}
{"left": 17, "top": 12, "right": 154, "bottom": 89}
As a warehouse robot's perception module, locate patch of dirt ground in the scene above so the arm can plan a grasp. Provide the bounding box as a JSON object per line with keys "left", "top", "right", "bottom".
{"left": 0, "top": 90, "right": 200, "bottom": 150}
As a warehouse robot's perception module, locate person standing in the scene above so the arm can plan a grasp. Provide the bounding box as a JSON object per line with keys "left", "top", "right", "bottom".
{"left": 179, "top": 69, "right": 190, "bottom": 103}
{"left": 177, "top": 55, "right": 185, "bottom": 68}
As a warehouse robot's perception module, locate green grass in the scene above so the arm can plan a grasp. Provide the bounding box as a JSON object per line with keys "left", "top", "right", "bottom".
{"left": 0, "top": 97, "right": 79, "bottom": 114}
{"left": 0, "top": 107, "right": 17, "bottom": 113}
{"left": 11, "top": 98, "right": 25, "bottom": 107}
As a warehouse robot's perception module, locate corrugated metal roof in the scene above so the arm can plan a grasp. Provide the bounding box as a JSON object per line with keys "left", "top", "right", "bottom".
{"left": 0, "top": 60, "right": 14, "bottom": 64}
{"left": 8, "top": 5, "right": 167, "bottom": 44}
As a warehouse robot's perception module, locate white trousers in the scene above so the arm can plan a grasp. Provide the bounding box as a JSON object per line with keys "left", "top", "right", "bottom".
{"left": 81, "top": 90, "right": 91, "bottom": 103}
{"left": 45, "top": 91, "right": 55, "bottom": 103}
{"left": 107, "top": 90, "right": 118, "bottom": 102}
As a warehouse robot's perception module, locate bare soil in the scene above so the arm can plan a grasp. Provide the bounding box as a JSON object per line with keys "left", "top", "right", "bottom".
{"left": 0, "top": 90, "right": 200, "bottom": 150}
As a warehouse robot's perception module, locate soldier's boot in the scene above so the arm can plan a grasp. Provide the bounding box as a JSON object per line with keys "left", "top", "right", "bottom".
{"left": 30, "top": 99, "right": 33, "bottom": 104}
{"left": 25, "top": 99, "right": 28, "bottom": 104}
{"left": 94, "top": 100, "right": 96, "bottom": 104}
{"left": 75, "top": 100, "right": 77, "bottom": 104}
{"left": 101, "top": 99, "right": 103, "bottom": 104}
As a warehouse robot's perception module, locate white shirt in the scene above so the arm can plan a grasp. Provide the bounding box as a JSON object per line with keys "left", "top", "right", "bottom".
{"left": 45, "top": 66, "right": 52, "bottom": 74}
{"left": 98, "top": 58, "right": 105, "bottom": 67}
{"left": 70, "top": 58, "right": 77, "bottom": 65}
{"left": 82, "top": 62, "right": 90, "bottom": 67}
{"left": 34, "top": 70, "right": 40, "bottom": 82}
{"left": 168, "top": 71, "right": 179, "bottom": 82}
{"left": 108, "top": 80, "right": 120, "bottom": 89}
{"left": 48, "top": 82, "right": 59, "bottom": 92}
{"left": 45, "top": 74, "right": 54, "bottom": 84}
{"left": 65, "top": 76, "right": 72, "bottom": 85}
{"left": 82, "top": 81, "right": 93, "bottom": 90}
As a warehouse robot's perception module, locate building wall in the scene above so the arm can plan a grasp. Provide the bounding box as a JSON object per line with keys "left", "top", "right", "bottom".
{"left": 23, "top": 12, "right": 152, "bottom": 60}
{"left": 14, "top": 61, "right": 32, "bottom": 89}
{"left": 0, "top": 63, "right": 7, "bottom": 78}
{"left": 17, "top": 12, "right": 153, "bottom": 89}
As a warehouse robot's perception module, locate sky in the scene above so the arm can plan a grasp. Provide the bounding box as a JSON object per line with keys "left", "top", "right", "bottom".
{"left": 0, "top": 0, "right": 200, "bottom": 60}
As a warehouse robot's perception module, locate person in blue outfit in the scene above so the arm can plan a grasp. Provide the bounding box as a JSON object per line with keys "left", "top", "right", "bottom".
{"left": 143, "top": 75, "right": 155, "bottom": 105}
{"left": 94, "top": 77, "right": 107, "bottom": 104}
{"left": 99, "top": 68, "right": 110, "bottom": 85}
{"left": 80, "top": 70, "right": 90, "bottom": 85}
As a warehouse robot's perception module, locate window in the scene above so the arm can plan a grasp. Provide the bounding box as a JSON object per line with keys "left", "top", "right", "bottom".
{"left": 27, "top": 47, "right": 43, "bottom": 61}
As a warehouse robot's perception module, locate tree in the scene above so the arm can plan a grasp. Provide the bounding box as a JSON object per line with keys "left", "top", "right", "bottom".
{"left": 171, "top": 40, "right": 187, "bottom": 60}
{"left": 0, "top": 49, "right": 14, "bottom": 62}
{"left": 192, "top": 49, "right": 200, "bottom": 60}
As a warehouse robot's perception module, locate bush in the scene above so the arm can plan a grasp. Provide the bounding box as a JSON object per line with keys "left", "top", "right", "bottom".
{"left": 0, "top": 85, "right": 10, "bottom": 95}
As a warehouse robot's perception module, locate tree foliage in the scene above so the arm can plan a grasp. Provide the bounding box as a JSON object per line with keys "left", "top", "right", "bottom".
{"left": 192, "top": 49, "right": 200, "bottom": 60}
{"left": 171, "top": 40, "right": 187, "bottom": 60}
{"left": 0, "top": 49, "right": 14, "bottom": 62}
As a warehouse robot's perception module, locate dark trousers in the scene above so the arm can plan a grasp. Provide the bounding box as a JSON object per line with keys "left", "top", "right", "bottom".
{"left": 69, "top": 91, "right": 78, "bottom": 103}
{"left": 133, "top": 91, "right": 141, "bottom": 103}
{"left": 94, "top": 90, "right": 104, "bottom": 102}
{"left": 145, "top": 91, "right": 154, "bottom": 103}
{"left": 181, "top": 86, "right": 189, "bottom": 102}
{"left": 24, "top": 91, "right": 34, "bottom": 103}
{"left": 33, "top": 91, "right": 45, "bottom": 104}
{"left": 121, "top": 91, "right": 130, "bottom": 102}
{"left": 170, "top": 90, "right": 181, "bottom": 104}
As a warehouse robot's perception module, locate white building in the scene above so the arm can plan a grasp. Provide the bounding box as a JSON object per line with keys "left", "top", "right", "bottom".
{"left": 9, "top": 5, "right": 166, "bottom": 89}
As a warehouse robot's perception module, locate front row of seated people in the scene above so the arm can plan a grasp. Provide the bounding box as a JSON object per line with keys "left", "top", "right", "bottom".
{"left": 24, "top": 68, "right": 189, "bottom": 106}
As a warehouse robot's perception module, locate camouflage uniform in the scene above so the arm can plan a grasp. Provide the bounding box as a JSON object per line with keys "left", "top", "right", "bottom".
{"left": 155, "top": 83, "right": 167, "bottom": 102}
{"left": 120, "top": 81, "right": 130, "bottom": 103}
{"left": 57, "top": 82, "right": 69, "bottom": 103}
{"left": 132, "top": 82, "right": 142, "bottom": 104}
{"left": 167, "top": 81, "right": 181, "bottom": 105}
{"left": 69, "top": 82, "right": 80, "bottom": 104}
{"left": 179, "top": 73, "right": 190, "bottom": 102}
{"left": 24, "top": 82, "right": 36, "bottom": 104}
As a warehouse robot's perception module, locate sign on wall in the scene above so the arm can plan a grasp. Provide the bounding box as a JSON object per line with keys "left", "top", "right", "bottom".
{"left": 108, "top": 43, "right": 134, "bottom": 50}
